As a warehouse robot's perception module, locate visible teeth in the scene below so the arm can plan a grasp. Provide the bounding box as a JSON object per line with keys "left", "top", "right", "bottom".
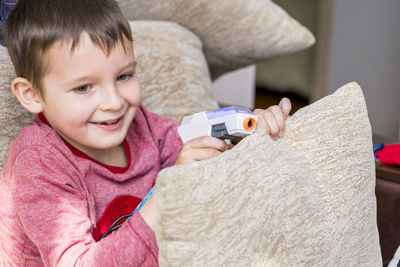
{"left": 100, "top": 119, "right": 118, "bottom": 125}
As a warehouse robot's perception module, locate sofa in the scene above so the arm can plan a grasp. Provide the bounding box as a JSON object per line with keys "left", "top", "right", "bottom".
{"left": 0, "top": 0, "right": 383, "bottom": 265}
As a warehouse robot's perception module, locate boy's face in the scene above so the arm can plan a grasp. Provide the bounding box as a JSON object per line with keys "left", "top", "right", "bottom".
{"left": 39, "top": 33, "right": 141, "bottom": 157}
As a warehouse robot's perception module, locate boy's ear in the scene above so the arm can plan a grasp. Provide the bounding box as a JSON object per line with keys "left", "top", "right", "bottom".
{"left": 11, "top": 77, "right": 44, "bottom": 114}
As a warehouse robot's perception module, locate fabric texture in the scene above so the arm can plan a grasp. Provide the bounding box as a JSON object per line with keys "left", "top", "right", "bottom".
{"left": 0, "top": 105, "right": 182, "bottom": 266}
{"left": 0, "top": 45, "right": 34, "bottom": 169}
{"left": 117, "top": 0, "right": 315, "bottom": 79}
{"left": 0, "top": 0, "right": 18, "bottom": 45}
{"left": 155, "top": 82, "right": 382, "bottom": 266}
{"left": 375, "top": 143, "right": 400, "bottom": 166}
{"left": 131, "top": 21, "right": 218, "bottom": 121}
{"left": 376, "top": 178, "right": 400, "bottom": 261}
{"left": 0, "top": 20, "right": 217, "bottom": 169}
{"left": 0, "top": 0, "right": 18, "bottom": 22}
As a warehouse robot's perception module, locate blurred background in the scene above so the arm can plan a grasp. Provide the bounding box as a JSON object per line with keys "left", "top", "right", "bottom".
{"left": 213, "top": 0, "right": 400, "bottom": 139}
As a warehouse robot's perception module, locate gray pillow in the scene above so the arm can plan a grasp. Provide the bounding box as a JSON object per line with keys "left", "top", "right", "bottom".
{"left": 117, "top": 0, "right": 315, "bottom": 79}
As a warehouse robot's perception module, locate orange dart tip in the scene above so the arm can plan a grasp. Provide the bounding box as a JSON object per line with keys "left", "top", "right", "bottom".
{"left": 243, "top": 117, "right": 256, "bottom": 130}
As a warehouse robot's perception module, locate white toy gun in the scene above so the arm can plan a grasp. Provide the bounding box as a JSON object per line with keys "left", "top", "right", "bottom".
{"left": 178, "top": 106, "right": 258, "bottom": 143}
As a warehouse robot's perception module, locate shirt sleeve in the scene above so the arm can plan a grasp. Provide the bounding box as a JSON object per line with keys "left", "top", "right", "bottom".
{"left": 11, "top": 146, "right": 158, "bottom": 266}
{"left": 141, "top": 106, "right": 183, "bottom": 169}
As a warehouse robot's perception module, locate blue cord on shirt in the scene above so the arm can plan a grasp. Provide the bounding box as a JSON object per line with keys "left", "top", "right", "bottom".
{"left": 99, "top": 186, "right": 155, "bottom": 240}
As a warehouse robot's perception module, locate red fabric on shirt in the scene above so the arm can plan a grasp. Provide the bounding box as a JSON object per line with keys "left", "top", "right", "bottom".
{"left": 0, "top": 105, "right": 183, "bottom": 266}
{"left": 38, "top": 112, "right": 132, "bottom": 174}
{"left": 92, "top": 194, "right": 142, "bottom": 241}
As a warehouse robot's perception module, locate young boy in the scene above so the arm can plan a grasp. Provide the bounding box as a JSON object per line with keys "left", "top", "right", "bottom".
{"left": 0, "top": 0, "right": 291, "bottom": 265}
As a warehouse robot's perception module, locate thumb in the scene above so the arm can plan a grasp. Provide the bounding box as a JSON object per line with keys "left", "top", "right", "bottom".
{"left": 279, "top": 97, "right": 292, "bottom": 119}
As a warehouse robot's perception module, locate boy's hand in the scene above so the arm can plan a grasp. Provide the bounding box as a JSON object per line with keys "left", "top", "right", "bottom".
{"left": 142, "top": 136, "right": 231, "bottom": 230}
{"left": 175, "top": 136, "right": 232, "bottom": 165}
{"left": 253, "top": 97, "right": 291, "bottom": 139}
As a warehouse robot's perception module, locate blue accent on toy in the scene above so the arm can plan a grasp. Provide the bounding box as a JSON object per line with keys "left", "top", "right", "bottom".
{"left": 206, "top": 106, "right": 253, "bottom": 120}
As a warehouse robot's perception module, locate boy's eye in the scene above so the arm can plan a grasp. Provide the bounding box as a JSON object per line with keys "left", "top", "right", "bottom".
{"left": 74, "top": 84, "right": 90, "bottom": 93}
{"left": 117, "top": 73, "right": 134, "bottom": 81}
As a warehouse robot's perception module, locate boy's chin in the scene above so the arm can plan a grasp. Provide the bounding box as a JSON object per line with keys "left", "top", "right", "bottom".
{"left": 93, "top": 137, "right": 127, "bottom": 150}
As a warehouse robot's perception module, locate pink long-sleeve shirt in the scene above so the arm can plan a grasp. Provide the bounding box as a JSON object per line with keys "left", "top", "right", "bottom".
{"left": 0, "top": 105, "right": 183, "bottom": 266}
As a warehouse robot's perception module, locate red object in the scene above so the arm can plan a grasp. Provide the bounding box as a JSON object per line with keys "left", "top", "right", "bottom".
{"left": 92, "top": 195, "right": 142, "bottom": 241}
{"left": 375, "top": 143, "right": 400, "bottom": 166}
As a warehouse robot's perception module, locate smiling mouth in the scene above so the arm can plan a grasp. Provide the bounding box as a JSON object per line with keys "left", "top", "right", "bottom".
{"left": 91, "top": 117, "right": 122, "bottom": 125}
{"left": 98, "top": 119, "right": 119, "bottom": 125}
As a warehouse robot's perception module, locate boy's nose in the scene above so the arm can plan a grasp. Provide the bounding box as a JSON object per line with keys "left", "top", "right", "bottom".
{"left": 99, "top": 86, "right": 124, "bottom": 111}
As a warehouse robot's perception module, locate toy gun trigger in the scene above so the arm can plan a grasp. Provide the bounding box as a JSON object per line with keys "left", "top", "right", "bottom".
{"left": 211, "top": 123, "right": 238, "bottom": 140}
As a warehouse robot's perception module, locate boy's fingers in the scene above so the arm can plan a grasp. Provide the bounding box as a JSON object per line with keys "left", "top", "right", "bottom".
{"left": 262, "top": 110, "right": 280, "bottom": 138}
{"left": 254, "top": 112, "right": 269, "bottom": 134}
{"left": 269, "top": 105, "right": 286, "bottom": 137}
{"left": 176, "top": 137, "right": 227, "bottom": 165}
{"left": 188, "top": 136, "right": 227, "bottom": 152}
{"left": 193, "top": 148, "right": 222, "bottom": 161}
{"left": 279, "top": 97, "right": 292, "bottom": 119}
{"left": 269, "top": 106, "right": 284, "bottom": 131}
{"left": 254, "top": 99, "right": 290, "bottom": 139}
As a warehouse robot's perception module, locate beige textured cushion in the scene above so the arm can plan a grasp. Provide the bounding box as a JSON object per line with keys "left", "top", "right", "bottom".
{"left": 117, "top": 0, "right": 315, "bottom": 79}
{"left": 0, "top": 21, "right": 218, "bottom": 169}
{"left": 155, "top": 82, "right": 382, "bottom": 266}
{"left": 132, "top": 21, "right": 218, "bottom": 121}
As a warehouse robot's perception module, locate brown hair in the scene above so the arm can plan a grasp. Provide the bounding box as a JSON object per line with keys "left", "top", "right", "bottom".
{"left": 0, "top": 0, "right": 133, "bottom": 95}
